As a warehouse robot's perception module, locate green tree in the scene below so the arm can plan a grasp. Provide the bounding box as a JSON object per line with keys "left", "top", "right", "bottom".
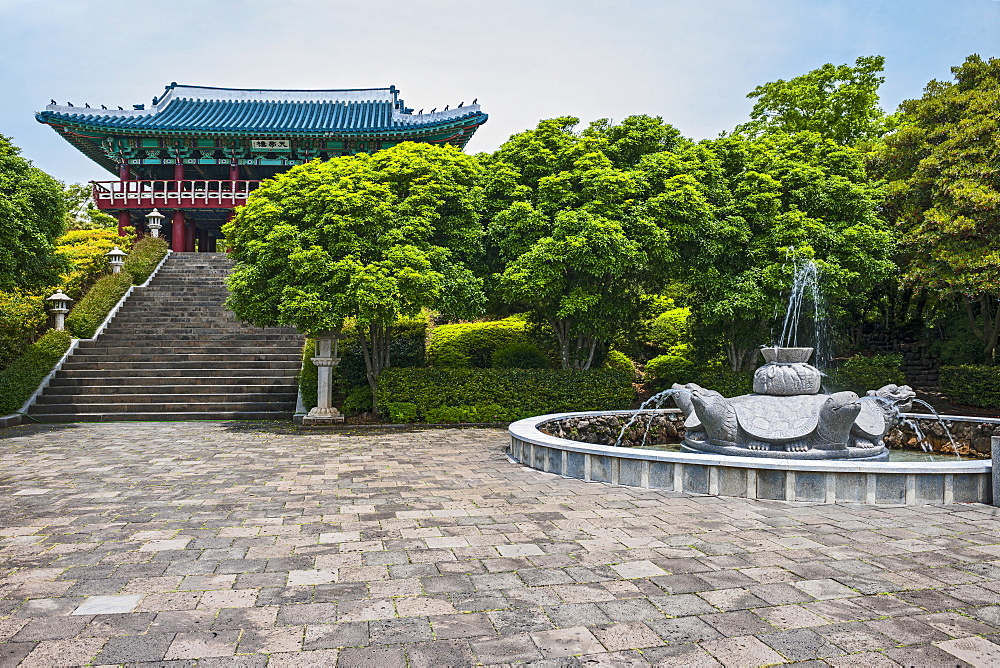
{"left": 0, "top": 135, "right": 67, "bottom": 292}
{"left": 694, "top": 131, "right": 895, "bottom": 370}
{"left": 484, "top": 116, "right": 713, "bottom": 369}
{"left": 877, "top": 55, "right": 1000, "bottom": 362}
{"left": 223, "top": 142, "right": 485, "bottom": 412}
{"left": 737, "top": 55, "right": 895, "bottom": 145}
{"left": 63, "top": 183, "right": 117, "bottom": 231}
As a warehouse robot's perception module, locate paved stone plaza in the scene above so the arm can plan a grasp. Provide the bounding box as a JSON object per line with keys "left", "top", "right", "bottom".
{"left": 3, "top": 423, "right": 1000, "bottom": 666}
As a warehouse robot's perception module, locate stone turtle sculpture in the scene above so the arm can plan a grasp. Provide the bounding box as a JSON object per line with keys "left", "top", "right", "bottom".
{"left": 670, "top": 348, "right": 914, "bottom": 461}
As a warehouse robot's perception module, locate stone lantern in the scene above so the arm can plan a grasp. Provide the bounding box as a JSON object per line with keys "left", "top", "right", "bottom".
{"left": 303, "top": 330, "right": 345, "bottom": 424}
{"left": 46, "top": 290, "right": 73, "bottom": 331}
{"left": 105, "top": 246, "right": 127, "bottom": 273}
{"left": 145, "top": 208, "right": 164, "bottom": 238}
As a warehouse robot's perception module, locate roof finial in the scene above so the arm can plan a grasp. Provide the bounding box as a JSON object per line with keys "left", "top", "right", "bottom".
{"left": 472, "top": 98, "right": 477, "bottom": 105}
{"left": 85, "top": 103, "right": 90, "bottom": 108}
{"left": 101, "top": 105, "right": 107, "bottom": 110}
{"left": 67, "top": 102, "right": 72, "bottom": 107}
{"left": 458, "top": 101, "right": 464, "bottom": 107}
{"left": 418, "top": 109, "right": 423, "bottom": 114}
{"left": 50, "top": 99, "right": 56, "bottom": 105}
{"left": 430, "top": 108, "right": 436, "bottom": 113}
{"left": 118, "top": 106, "right": 124, "bottom": 110}
{"left": 443, "top": 104, "right": 449, "bottom": 111}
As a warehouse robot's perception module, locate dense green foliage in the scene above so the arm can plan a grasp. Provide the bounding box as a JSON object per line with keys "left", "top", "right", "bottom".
{"left": 482, "top": 115, "right": 711, "bottom": 369}
{"left": 877, "top": 55, "right": 1000, "bottom": 362}
{"left": 124, "top": 237, "right": 168, "bottom": 283}
{"left": 603, "top": 349, "right": 638, "bottom": 376}
{"left": 824, "top": 354, "right": 906, "bottom": 395}
{"left": 225, "top": 142, "right": 484, "bottom": 413}
{"left": 55, "top": 229, "right": 132, "bottom": 299}
{"left": 491, "top": 342, "right": 548, "bottom": 369}
{"left": 940, "top": 365, "right": 1000, "bottom": 408}
{"left": 65, "top": 272, "right": 132, "bottom": 338}
{"left": 0, "top": 135, "right": 67, "bottom": 292}
{"left": 376, "top": 368, "right": 634, "bottom": 421}
{"left": 427, "top": 317, "right": 530, "bottom": 368}
{"left": 737, "top": 55, "right": 895, "bottom": 144}
{"left": 0, "top": 292, "right": 46, "bottom": 370}
{"left": 645, "top": 354, "right": 697, "bottom": 389}
{"left": 0, "top": 329, "right": 71, "bottom": 415}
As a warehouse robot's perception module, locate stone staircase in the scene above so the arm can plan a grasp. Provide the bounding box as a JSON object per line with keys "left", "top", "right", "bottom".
{"left": 30, "top": 253, "right": 303, "bottom": 422}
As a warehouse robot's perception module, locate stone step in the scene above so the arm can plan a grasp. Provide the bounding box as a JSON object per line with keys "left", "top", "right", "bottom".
{"left": 74, "top": 346, "right": 303, "bottom": 356}
{"left": 80, "top": 334, "right": 301, "bottom": 345}
{"left": 65, "top": 353, "right": 301, "bottom": 363}
{"left": 31, "top": 401, "right": 293, "bottom": 414}
{"left": 30, "top": 411, "right": 292, "bottom": 423}
{"left": 48, "top": 378, "right": 298, "bottom": 391}
{"left": 36, "top": 392, "right": 297, "bottom": 404}
{"left": 54, "top": 368, "right": 297, "bottom": 379}
{"left": 60, "top": 360, "right": 300, "bottom": 371}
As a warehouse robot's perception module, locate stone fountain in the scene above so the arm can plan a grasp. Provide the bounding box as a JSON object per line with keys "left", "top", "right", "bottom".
{"left": 673, "top": 346, "right": 915, "bottom": 461}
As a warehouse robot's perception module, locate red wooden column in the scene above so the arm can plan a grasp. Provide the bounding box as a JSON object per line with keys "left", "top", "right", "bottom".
{"left": 174, "top": 162, "right": 184, "bottom": 181}
{"left": 117, "top": 163, "right": 131, "bottom": 236}
{"left": 225, "top": 211, "right": 235, "bottom": 253}
{"left": 186, "top": 220, "right": 196, "bottom": 252}
{"left": 171, "top": 212, "right": 186, "bottom": 251}
{"left": 117, "top": 211, "right": 131, "bottom": 237}
{"left": 198, "top": 228, "right": 209, "bottom": 253}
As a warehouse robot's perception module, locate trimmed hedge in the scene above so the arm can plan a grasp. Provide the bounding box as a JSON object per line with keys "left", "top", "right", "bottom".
{"left": 825, "top": 354, "right": 906, "bottom": 396}
{"left": 492, "top": 342, "right": 548, "bottom": 369}
{"left": 940, "top": 365, "right": 1000, "bottom": 408}
{"left": 644, "top": 354, "right": 695, "bottom": 388}
{"left": 0, "top": 292, "right": 46, "bottom": 370}
{"left": 65, "top": 272, "right": 132, "bottom": 338}
{"left": 376, "top": 367, "right": 635, "bottom": 421}
{"left": 0, "top": 329, "right": 72, "bottom": 415}
{"left": 427, "top": 318, "right": 531, "bottom": 368}
{"left": 124, "top": 237, "right": 168, "bottom": 283}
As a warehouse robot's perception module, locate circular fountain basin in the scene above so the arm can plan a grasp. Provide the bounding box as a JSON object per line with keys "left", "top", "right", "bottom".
{"left": 509, "top": 410, "right": 992, "bottom": 505}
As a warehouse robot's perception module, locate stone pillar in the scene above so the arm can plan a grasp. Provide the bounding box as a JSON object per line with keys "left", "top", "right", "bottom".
{"left": 303, "top": 332, "right": 344, "bottom": 425}
{"left": 117, "top": 211, "right": 131, "bottom": 237}
{"left": 992, "top": 436, "right": 999, "bottom": 506}
{"left": 171, "top": 211, "right": 186, "bottom": 252}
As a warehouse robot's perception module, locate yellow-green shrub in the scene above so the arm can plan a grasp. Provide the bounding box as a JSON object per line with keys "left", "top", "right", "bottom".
{"left": 56, "top": 229, "right": 131, "bottom": 299}
{"left": 427, "top": 317, "right": 531, "bottom": 367}
{"left": 0, "top": 292, "right": 46, "bottom": 370}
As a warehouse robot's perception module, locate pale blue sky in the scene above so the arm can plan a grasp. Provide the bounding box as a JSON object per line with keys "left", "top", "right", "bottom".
{"left": 1, "top": 0, "right": 997, "bottom": 185}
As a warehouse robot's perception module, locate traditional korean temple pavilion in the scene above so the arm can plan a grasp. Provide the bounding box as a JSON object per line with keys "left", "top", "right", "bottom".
{"left": 36, "top": 83, "right": 487, "bottom": 252}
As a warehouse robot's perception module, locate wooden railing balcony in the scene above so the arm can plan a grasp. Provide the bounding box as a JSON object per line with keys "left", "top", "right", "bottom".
{"left": 92, "top": 180, "right": 262, "bottom": 210}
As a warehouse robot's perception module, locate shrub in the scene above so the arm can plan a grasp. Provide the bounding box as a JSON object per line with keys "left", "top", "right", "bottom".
{"left": 384, "top": 401, "right": 419, "bottom": 423}
{"left": 65, "top": 272, "right": 132, "bottom": 338}
{"left": 0, "top": 292, "right": 46, "bottom": 370}
{"left": 337, "top": 316, "right": 428, "bottom": 387}
{"left": 427, "top": 318, "right": 530, "bottom": 368}
{"left": 645, "top": 354, "right": 696, "bottom": 388}
{"left": 604, "top": 350, "right": 638, "bottom": 376}
{"left": 0, "top": 329, "right": 72, "bottom": 415}
{"left": 55, "top": 229, "right": 126, "bottom": 299}
{"left": 825, "top": 354, "right": 906, "bottom": 395}
{"left": 124, "top": 237, "right": 168, "bottom": 283}
{"left": 377, "top": 368, "right": 634, "bottom": 421}
{"left": 424, "top": 404, "right": 516, "bottom": 423}
{"left": 492, "top": 342, "right": 548, "bottom": 369}
{"left": 342, "top": 385, "right": 373, "bottom": 415}
{"left": 940, "top": 365, "right": 1000, "bottom": 408}
{"left": 645, "top": 306, "right": 692, "bottom": 355}
{"left": 693, "top": 367, "right": 754, "bottom": 397}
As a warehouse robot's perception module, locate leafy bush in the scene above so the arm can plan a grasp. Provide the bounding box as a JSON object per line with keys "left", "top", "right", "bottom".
{"left": 940, "top": 365, "right": 1000, "bottom": 408}
{"left": 604, "top": 349, "right": 638, "bottom": 376}
{"left": 427, "top": 318, "right": 530, "bottom": 368}
{"left": 693, "top": 366, "right": 755, "bottom": 397}
{"left": 65, "top": 272, "right": 132, "bottom": 338}
{"left": 384, "top": 401, "right": 419, "bottom": 423}
{"left": 0, "top": 329, "right": 71, "bottom": 415}
{"left": 825, "top": 354, "right": 906, "bottom": 395}
{"left": 124, "top": 237, "right": 168, "bottom": 283}
{"left": 645, "top": 354, "right": 696, "bottom": 388}
{"left": 342, "top": 385, "right": 373, "bottom": 415}
{"left": 492, "top": 342, "right": 548, "bottom": 369}
{"left": 0, "top": 292, "right": 46, "bottom": 370}
{"left": 377, "top": 368, "right": 635, "bottom": 421}
{"left": 646, "top": 306, "right": 692, "bottom": 355}
{"left": 55, "top": 229, "right": 128, "bottom": 299}
{"left": 424, "top": 404, "right": 516, "bottom": 423}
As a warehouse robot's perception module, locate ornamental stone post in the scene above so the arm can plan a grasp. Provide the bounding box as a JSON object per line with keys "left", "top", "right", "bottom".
{"left": 46, "top": 290, "right": 73, "bottom": 331}
{"left": 303, "top": 330, "right": 345, "bottom": 425}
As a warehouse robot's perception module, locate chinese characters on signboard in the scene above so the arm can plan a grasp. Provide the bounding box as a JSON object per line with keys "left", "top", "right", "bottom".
{"left": 251, "top": 139, "right": 291, "bottom": 150}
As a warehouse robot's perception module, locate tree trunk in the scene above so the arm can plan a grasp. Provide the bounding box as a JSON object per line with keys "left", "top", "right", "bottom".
{"left": 964, "top": 296, "right": 1000, "bottom": 365}
{"left": 358, "top": 321, "right": 391, "bottom": 416}
{"left": 550, "top": 318, "right": 599, "bottom": 370}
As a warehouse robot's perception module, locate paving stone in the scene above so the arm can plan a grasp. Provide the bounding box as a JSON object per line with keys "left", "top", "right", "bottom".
{"left": 646, "top": 616, "right": 721, "bottom": 644}
{"left": 472, "top": 632, "right": 545, "bottom": 663}
{"left": 591, "top": 621, "right": 662, "bottom": 651}
{"left": 756, "top": 628, "right": 845, "bottom": 661}
{"left": 164, "top": 630, "right": 240, "bottom": 659}
{"left": 335, "top": 645, "right": 406, "bottom": 667}
{"left": 406, "top": 639, "right": 477, "bottom": 667}
{"left": 530, "top": 626, "right": 606, "bottom": 658}
{"left": 700, "top": 635, "right": 786, "bottom": 667}
{"left": 94, "top": 632, "right": 175, "bottom": 663}
{"left": 303, "top": 621, "right": 369, "bottom": 650}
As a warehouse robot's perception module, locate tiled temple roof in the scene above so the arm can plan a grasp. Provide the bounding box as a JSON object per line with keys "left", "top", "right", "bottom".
{"left": 36, "top": 84, "right": 486, "bottom": 135}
